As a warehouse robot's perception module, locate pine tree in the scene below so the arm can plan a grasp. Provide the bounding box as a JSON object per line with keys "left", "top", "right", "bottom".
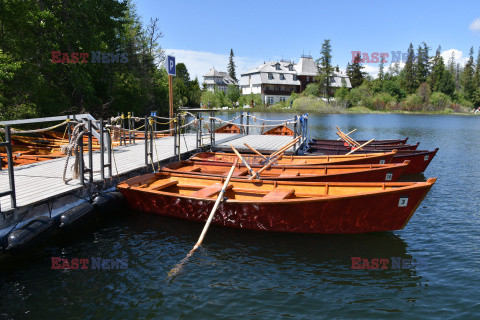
{"left": 475, "top": 47, "right": 480, "bottom": 90}
{"left": 227, "top": 49, "right": 237, "bottom": 81}
{"left": 378, "top": 56, "right": 385, "bottom": 81}
{"left": 316, "top": 39, "right": 333, "bottom": 100}
{"left": 347, "top": 53, "right": 366, "bottom": 88}
{"left": 404, "top": 43, "right": 417, "bottom": 93}
{"left": 429, "top": 46, "right": 445, "bottom": 92}
{"left": 447, "top": 51, "right": 456, "bottom": 75}
{"left": 462, "top": 47, "right": 475, "bottom": 100}
{"left": 416, "top": 42, "right": 430, "bottom": 85}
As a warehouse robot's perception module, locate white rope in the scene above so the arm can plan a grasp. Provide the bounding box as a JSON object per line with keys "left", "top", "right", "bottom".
{"left": 0, "top": 119, "right": 70, "bottom": 134}
{"left": 246, "top": 114, "right": 296, "bottom": 122}
{"left": 209, "top": 117, "right": 295, "bottom": 128}
{"left": 62, "top": 123, "right": 85, "bottom": 183}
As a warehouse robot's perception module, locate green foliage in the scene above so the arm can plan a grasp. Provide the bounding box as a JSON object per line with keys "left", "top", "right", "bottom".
{"left": 239, "top": 93, "right": 262, "bottom": 107}
{"left": 334, "top": 87, "right": 349, "bottom": 102}
{"left": 404, "top": 43, "right": 417, "bottom": 93}
{"left": 304, "top": 83, "right": 320, "bottom": 97}
{"left": 402, "top": 94, "right": 423, "bottom": 111}
{"left": 417, "top": 82, "right": 431, "bottom": 106}
{"left": 346, "top": 54, "right": 366, "bottom": 88}
{"left": 292, "top": 96, "right": 326, "bottom": 110}
{"left": 228, "top": 49, "right": 237, "bottom": 81}
{"left": 226, "top": 85, "right": 241, "bottom": 104}
{"left": 382, "top": 80, "right": 406, "bottom": 101}
{"left": 316, "top": 39, "right": 333, "bottom": 99}
{"left": 429, "top": 92, "right": 452, "bottom": 109}
{"left": 346, "top": 83, "right": 373, "bottom": 106}
{"left": 370, "top": 93, "right": 396, "bottom": 110}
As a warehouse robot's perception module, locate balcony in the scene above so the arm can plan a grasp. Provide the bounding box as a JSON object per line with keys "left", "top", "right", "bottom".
{"left": 263, "top": 89, "right": 299, "bottom": 95}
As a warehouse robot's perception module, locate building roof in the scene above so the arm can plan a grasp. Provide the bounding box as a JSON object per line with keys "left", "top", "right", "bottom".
{"left": 295, "top": 57, "right": 318, "bottom": 76}
{"left": 203, "top": 68, "right": 237, "bottom": 86}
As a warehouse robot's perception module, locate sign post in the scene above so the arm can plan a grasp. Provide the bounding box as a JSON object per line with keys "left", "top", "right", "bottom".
{"left": 166, "top": 55, "right": 176, "bottom": 131}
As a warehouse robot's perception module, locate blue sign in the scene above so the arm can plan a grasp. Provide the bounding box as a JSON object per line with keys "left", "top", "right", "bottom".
{"left": 166, "top": 55, "right": 176, "bottom": 75}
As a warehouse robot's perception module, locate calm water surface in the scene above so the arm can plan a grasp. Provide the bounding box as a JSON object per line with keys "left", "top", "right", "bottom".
{"left": 1, "top": 113, "right": 479, "bottom": 319}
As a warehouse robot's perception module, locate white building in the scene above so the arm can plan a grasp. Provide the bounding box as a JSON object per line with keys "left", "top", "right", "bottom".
{"left": 203, "top": 68, "right": 238, "bottom": 93}
{"left": 239, "top": 56, "right": 352, "bottom": 105}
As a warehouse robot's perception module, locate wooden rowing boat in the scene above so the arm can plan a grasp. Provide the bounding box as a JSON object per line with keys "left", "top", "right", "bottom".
{"left": 308, "top": 142, "right": 420, "bottom": 152}
{"left": 190, "top": 151, "right": 397, "bottom": 166}
{"left": 262, "top": 125, "right": 294, "bottom": 136}
{"left": 117, "top": 172, "right": 436, "bottom": 233}
{"left": 306, "top": 147, "right": 439, "bottom": 174}
{"left": 311, "top": 137, "right": 409, "bottom": 145}
{"left": 214, "top": 124, "right": 242, "bottom": 134}
{"left": 161, "top": 160, "right": 410, "bottom": 182}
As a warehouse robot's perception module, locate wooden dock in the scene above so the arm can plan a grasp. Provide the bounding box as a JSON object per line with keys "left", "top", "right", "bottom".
{"left": 0, "top": 133, "right": 295, "bottom": 212}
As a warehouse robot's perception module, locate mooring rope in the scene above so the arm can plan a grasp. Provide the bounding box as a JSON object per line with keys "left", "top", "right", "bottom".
{"left": 0, "top": 119, "right": 70, "bottom": 134}
{"left": 62, "top": 123, "right": 85, "bottom": 183}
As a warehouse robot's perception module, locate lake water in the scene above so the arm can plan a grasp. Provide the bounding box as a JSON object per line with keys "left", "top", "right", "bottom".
{"left": 1, "top": 113, "right": 479, "bottom": 319}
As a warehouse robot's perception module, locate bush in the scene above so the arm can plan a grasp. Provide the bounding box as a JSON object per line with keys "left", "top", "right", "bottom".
{"left": 370, "top": 93, "right": 396, "bottom": 110}
{"left": 347, "top": 84, "right": 373, "bottom": 106}
{"left": 304, "top": 83, "right": 319, "bottom": 97}
{"left": 292, "top": 96, "right": 326, "bottom": 111}
{"left": 401, "top": 94, "right": 423, "bottom": 111}
{"left": 334, "top": 87, "right": 349, "bottom": 102}
{"left": 429, "top": 92, "right": 452, "bottom": 110}
{"left": 382, "top": 80, "right": 406, "bottom": 101}
{"left": 417, "top": 82, "right": 431, "bottom": 106}
{"left": 238, "top": 93, "right": 262, "bottom": 108}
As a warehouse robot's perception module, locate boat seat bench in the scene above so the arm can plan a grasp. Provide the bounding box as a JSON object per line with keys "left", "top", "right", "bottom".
{"left": 262, "top": 188, "right": 295, "bottom": 200}
{"left": 147, "top": 180, "right": 178, "bottom": 190}
{"left": 191, "top": 183, "right": 233, "bottom": 198}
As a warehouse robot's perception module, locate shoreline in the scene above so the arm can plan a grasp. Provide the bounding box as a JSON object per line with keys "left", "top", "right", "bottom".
{"left": 212, "top": 106, "right": 478, "bottom": 116}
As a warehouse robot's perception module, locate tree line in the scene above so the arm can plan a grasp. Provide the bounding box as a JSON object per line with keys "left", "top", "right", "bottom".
{"left": 0, "top": 0, "right": 205, "bottom": 122}
{"left": 314, "top": 40, "right": 480, "bottom": 112}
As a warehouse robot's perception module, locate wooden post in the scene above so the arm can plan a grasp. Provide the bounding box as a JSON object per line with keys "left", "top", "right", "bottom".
{"left": 169, "top": 75, "right": 174, "bottom": 131}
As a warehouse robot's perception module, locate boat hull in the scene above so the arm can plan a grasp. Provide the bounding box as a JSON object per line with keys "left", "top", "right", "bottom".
{"left": 119, "top": 180, "right": 434, "bottom": 234}
{"left": 311, "top": 138, "right": 409, "bottom": 145}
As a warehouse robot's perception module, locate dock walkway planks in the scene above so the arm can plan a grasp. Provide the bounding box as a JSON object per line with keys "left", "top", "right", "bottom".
{"left": 0, "top": 133, "right": 293, "bottom": 212}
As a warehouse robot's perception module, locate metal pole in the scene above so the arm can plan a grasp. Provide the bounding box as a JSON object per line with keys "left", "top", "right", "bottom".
{"left": 210, "top": 111, "right": 215, "bottom": 147}
{"left": 128, "top": 112, "right": 131, "bottom": 144}
{"left": 144, "top": 116, "right": 148, "bottom": 166}
{"left": 132, "top": 112, "right": 136, "bottom": 144}
{"left": 293, "top": 116, "right": 298, "bottom": 153}
{"left": 99, "top": 118, "right": 105, "bottom": 182}
{"left": 196, "top": 113, "right": 200, "bottom": 149}
{"left": 246, "top": 112, "right": 250, "bottom": 135}
{"left": 150, "top": 118, "right": 154, "bottom": 167}
{"left": 169, "top": 75, "right": 174, "bottom": 132}
{"left": 107, "top": 118, "right": 112, "bottom": 178}
{"left": 173, "top": 115, "right": 177, "bottom": 158}
{"left": 240, "top": 112, "right": 244, "bottom": 134}
{"left": 176, "top": 115, "right": 181, "bottom": 161}
{"left": 5, "top": 126, "right": 16, "bottom": 209}
{"left": 79, "top": 131, "right": 85, "bottom": 186}
{"left": 88, "top": 120, "right": 93, "bottom": 184}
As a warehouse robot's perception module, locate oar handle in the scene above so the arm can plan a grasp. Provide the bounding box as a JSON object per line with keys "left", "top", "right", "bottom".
{"left": 244, "top": 143, "right": 266, "bottom": 160}
{"left": 231, "top": 145, "right": 258, "bottom": 178}
{"left": 346, "top": 139, "right": 375, "bottom": 155}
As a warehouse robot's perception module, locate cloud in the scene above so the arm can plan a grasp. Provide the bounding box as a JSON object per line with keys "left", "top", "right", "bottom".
{"left": 163, "top": 49, "right": 264, "bottom": 81}
{"left": 441, "top": 49, "right": 469, "bottom": 66}
{"left": 469, "top": 18, "right": 480, "bottom": 33}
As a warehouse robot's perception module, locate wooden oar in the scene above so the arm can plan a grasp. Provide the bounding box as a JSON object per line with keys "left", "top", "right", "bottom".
{"left": 336, "top": 127, "right": 359, "bottom": 147}
{"left": 167, "top": 160, "right": 238, "bottom": 279}
{"left": 230, "top": 145, "right": 258, "bottom": 178}
{"left": 336, "top": 129, "right": 356, "bottom": 140}
{"left": 346, "top": 139, "right": 375, "bottom": 155}
{"left": 244, "top": 143, "right": 267, "bottom": 161}
{"left": 269, "top": 136, "right": 301, "bottom": 158}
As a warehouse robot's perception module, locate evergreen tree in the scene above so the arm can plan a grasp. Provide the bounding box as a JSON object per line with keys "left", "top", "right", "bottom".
{"left": 404, "top": 43, "right": 417, "bottom": 93}
{"left": 447, "top": 51, "right": 456, "bottom": 75}
{"left": 378, "top": 56, "right": 385, "bottom": 81}
{"left": 316, "top": 39, "right": 333, "bottom": 100}
{"left": 416, "top": 42, "right": 430, "bottom": 84}
{"left": 347, "top": 53, "right": 366, "bottom": 88}
{"left": 227, "top": 49, "right": 237, "bottom": 81}
{"left": 475, "top": 47, "right": 480, "bottom": 90}
{"left": 438, "top": 70, "right": 455, "bottom": 97}
{"left": 429, "top": 46, "right": 445, "bottom": 92}
{"left": 462, "top": 47, "right": 475, "bottom": 100}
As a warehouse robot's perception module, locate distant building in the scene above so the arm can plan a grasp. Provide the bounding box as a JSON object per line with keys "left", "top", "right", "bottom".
{"left": 239, "top": 55, "right": 352, "bottom": 105}
{"left": 203, "top": 68, "right": 238, "bottom": 93}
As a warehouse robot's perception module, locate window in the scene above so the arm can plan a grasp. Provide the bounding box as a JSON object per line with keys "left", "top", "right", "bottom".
{"left": 288, "top": 65, "right": 294, "bottom": 71}
{"left": 267, "top": 96, "right": 274, "bottom": 105}
{"left": 280, "top": 97, "right": 286, "bottom": 102}
{"left": 268, "top": 73, "right": 274, "bottom": 80}
{"left": 293, "top": 75, "right": 297, "bottom": 81}
{"left": 280, "top": 74, "right": 285, "bottom": 80}
{"left": 331, "top": 77, "right": 336, "bottom": 84}
{"left": 275, "top": 63, "right": 281, "bottom": 70}
{"left": 307, "top": 77, "right": 310, "bottom": 81}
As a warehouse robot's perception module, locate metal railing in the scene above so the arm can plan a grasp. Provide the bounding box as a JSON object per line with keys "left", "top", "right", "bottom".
{"left": 0, "top": 125, "right": 16, "bottom": 211}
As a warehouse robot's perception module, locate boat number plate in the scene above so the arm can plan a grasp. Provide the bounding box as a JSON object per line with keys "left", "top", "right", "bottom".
{"left": 424, "top": 155, "right": 429, "bottom": 161}
{"left": 379, "top": 159, "right": 385, "bottom": 164}
{"left": 385, "top": 173, "right": 393, "bottom": 181}
{"left": 398, "top": 196, "right": 409, "bottom": 207}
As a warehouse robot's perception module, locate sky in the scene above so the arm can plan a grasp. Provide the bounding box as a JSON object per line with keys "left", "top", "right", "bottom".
{"left": 134, "top": 0, "right": 480, "bottom": 80}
